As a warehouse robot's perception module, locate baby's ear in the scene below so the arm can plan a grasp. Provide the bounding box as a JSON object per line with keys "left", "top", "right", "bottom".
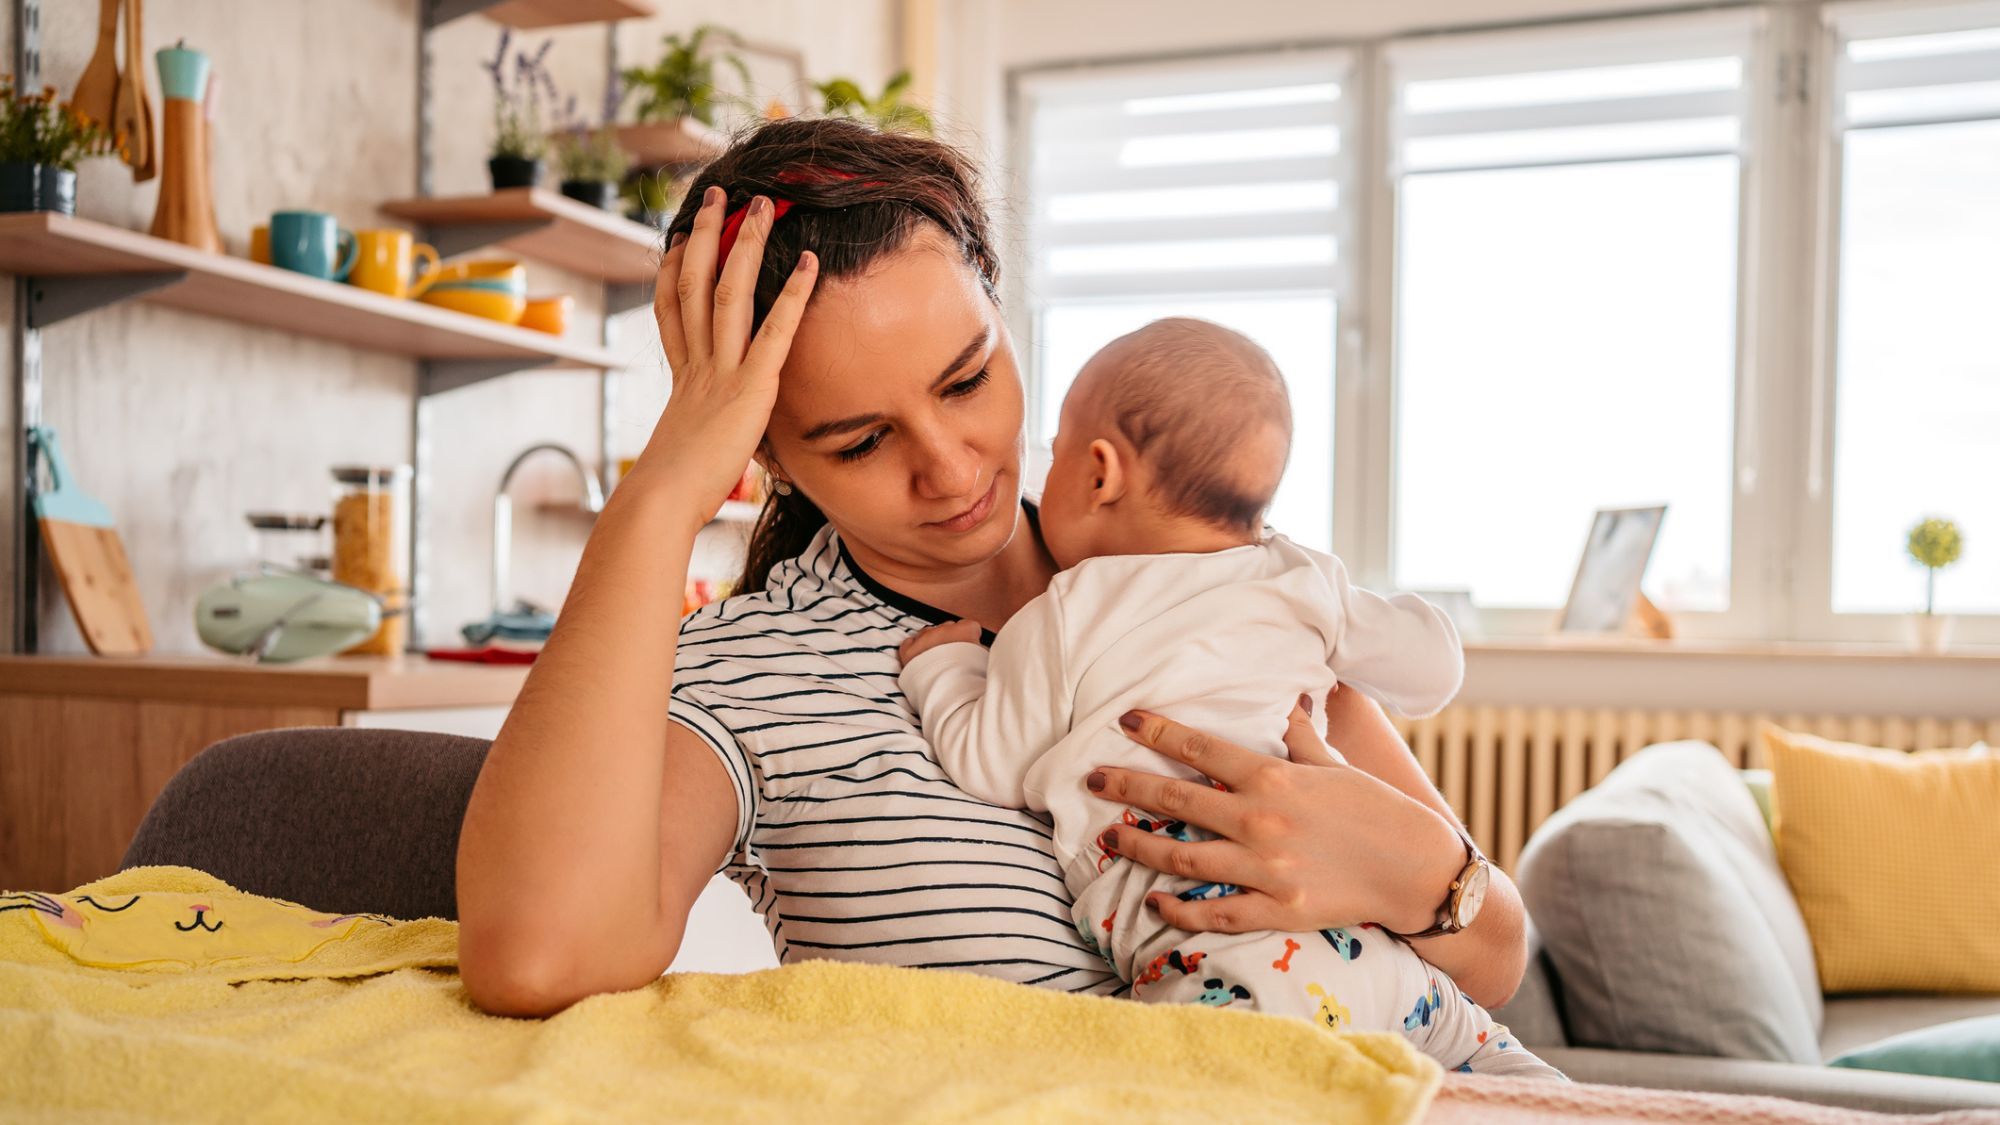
{"left": 1088, "top": 438, "right": 1126, "bottom": 507}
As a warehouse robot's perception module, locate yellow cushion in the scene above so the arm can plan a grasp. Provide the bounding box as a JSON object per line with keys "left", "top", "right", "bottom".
{"left": 1762, "top": 725, "right": 2000, "bottom": 994}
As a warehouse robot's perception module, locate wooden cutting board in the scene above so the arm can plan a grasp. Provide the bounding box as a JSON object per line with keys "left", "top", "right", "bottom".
{"left": 30, "top": 426, "right": 153, "bottom": 655}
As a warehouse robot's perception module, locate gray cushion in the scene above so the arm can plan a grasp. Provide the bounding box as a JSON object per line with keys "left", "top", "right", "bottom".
{"left": 1516, "top": 741, "right": 1823, "bottom": 1063}
{"left": 1490, "top": 922, "right": 1569, "bottom": 1048}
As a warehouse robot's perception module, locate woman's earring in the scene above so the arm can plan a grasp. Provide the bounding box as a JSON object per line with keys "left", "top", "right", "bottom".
{"left": 773, "top": 479, "right": 794, "bottom": 496}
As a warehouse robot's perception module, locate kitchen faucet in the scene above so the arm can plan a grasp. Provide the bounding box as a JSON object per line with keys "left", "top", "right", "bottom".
{"left": 492, "top": 443, "right": 605, "bottom": 617}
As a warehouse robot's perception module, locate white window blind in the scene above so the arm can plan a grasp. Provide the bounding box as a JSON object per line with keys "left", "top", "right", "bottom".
{"left": 1019, "top": 51, "right": 1348, "bottom": 549}
{"left": 1824, "top": 1, "right": 2000, "bottom": 616}
{"left": 1385, "top": 13, "right": 1755, "bottom": 614}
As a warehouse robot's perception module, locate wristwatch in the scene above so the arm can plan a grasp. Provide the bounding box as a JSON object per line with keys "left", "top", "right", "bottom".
{"left": 1386, "top": 824, "right": 1489, "bottom": 940}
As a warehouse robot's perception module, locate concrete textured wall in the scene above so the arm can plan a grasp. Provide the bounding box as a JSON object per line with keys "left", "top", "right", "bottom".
{"left": 4, "top": 0, "right": 894, "bottom": 653}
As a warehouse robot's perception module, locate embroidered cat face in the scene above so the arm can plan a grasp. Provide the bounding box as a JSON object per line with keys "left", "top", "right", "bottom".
{"left": 1, "top": 889, "right": 394, "bottom": 971}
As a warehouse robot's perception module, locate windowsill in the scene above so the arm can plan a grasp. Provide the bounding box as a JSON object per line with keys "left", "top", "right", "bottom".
{"left": 1454, "top": 635, "right": 2000, "bottom": 718}
{"left": 1464, "top": 635, "right": 2000, "bottom": 663}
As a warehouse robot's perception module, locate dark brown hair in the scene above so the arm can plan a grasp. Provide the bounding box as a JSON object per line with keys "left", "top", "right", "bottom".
{"left": 662, "top": 117, "right": 1001, "bottom": 594}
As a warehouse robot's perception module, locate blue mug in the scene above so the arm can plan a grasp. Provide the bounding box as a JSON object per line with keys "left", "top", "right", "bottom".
{"left": 269, "top": 211, "right": 358, "bottom": 282}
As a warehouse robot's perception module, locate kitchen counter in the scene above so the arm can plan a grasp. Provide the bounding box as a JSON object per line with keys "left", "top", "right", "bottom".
{"left": 0, "top": 653, "right": 531, "bottom": 710}
{"left": 0, "top": 652, "right": 529, "bottom": 893}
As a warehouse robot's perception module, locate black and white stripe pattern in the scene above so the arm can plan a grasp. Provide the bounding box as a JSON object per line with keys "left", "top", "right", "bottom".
{"left": 670, "top": 522, "right": 1124, "bottom": 995}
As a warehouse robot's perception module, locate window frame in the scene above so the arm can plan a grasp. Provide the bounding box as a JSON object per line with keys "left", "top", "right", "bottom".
{"left": 1792, "top": 0, "right": 2000, "bottom": 645}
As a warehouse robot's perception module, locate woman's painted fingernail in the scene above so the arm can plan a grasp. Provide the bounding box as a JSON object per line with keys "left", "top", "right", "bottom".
{"left": 750, "top": 195, "right": 771, "bottom": 217}
{"left": 1145, "top": 895, "right": 1163, "bottom": 913}
{"left": 1299, "top": 693, "right": 1313, "bottom": 717}
{"left": 704, "top": 185, "right": 724, "bottom": 206}
{"left": 1119, "top": 711, "right": 1142, "bottom": 732}
{"left": 1098, "top": 829, "right": 1119, "bottom": 854}
{"left": 669, "top": 231, "right": 686, "bottom": 249}
{"left": 1087, "top": 770, "right": 1106, "bottom": 792}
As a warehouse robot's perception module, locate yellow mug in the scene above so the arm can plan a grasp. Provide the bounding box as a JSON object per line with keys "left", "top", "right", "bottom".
{"left": 350, "top": 229, "right": 442, "bottom": 300}
{"left": 249, "top": 224, "right": 270, "bottom": 264}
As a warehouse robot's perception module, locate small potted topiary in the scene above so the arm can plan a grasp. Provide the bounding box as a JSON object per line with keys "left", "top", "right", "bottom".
{"left": 0, "top": 76, "right": 117, "bottom": 214}
{"left": 1905, "top": 516, "right": 1964, "bottom": 651}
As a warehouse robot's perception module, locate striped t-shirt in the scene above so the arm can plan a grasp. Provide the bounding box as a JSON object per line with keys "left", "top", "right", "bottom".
{"left": 668, "top": 513, "right": 1125, "bottom": 996}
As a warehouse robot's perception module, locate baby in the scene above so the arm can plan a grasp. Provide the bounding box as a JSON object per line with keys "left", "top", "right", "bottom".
{"left": 897, "top": 318, "right": 1560, "bottom": 1079}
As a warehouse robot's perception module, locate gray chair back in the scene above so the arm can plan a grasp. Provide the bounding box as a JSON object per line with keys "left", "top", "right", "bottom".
{"left": 120, "top": 727, "right": 490, "bottom": 922}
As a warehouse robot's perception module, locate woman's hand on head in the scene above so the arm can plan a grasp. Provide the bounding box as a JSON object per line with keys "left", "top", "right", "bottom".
{"left": 1087, "top": 697, "right": 1464, "bottom": 937}
{"left": 637, "top": 185, "right": 819, "bottom": 523}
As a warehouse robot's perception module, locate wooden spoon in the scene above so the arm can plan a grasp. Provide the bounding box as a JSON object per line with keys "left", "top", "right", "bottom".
{"left": 70, "top": 0, "right": 120, "bottom": 132}
{"left": 113, "top": 0, "right": 155, "bottom": 181}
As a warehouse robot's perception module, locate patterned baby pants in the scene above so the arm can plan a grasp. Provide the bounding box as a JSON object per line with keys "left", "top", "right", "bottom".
{"left": 1071, "top": 814, "right": 1565, "bottom": 1080}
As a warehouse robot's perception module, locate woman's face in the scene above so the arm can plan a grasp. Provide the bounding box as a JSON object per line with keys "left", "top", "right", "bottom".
{"left": 764, "top": 228, "right": 1027, "bottom": 577}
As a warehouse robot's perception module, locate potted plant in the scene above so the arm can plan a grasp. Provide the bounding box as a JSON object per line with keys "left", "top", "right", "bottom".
{"left": 615, "top": 25, "right": 747, "bottom": 168}
{"left": 0, "top": 76, "right": 117, "bottom": 214}
{"left": 482, "top": 30, "right": 554, "bottom": 190}
{"left": 813, "top": 70, "right": 933, "bottom": 135}
{"left": 1905, "top": 516, "right": 1964, "bottom": 651}
{"left": 552, "top": 87, "right": 630, "bottom": 211}
{"left": 621, "top": 168, "right": 685, "bottom": 228}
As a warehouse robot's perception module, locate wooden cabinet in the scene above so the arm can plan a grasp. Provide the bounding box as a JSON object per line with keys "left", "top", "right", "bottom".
{"left": 0, "top": 654, "right": 524, "bottom": 892}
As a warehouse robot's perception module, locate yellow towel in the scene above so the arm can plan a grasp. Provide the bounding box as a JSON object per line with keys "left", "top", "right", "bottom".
{"left": 2, "top": 866, "right": 1441, "bottom": 1123}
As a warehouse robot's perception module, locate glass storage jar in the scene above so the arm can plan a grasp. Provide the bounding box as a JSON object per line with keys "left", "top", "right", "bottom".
{"left": 329, "top": 464, "right": 410, "bottom": 655}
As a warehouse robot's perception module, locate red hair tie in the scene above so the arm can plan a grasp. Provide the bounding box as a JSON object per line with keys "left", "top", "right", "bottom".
{"left": 712, "top": 166, "right": 882, "bottom": 275}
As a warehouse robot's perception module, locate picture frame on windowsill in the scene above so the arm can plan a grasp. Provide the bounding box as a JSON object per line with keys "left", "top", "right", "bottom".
{"left": 1557, "top": 504, "right": 1669, "bottom": 637}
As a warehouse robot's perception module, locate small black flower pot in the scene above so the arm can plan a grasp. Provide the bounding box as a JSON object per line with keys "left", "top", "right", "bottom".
{"left": 0, "top": 163, "right": 76, "bottom": 215}
{"left": 559, "top": 179, "right": 618, "bottom": 211}
{"left": 487, "top": 156, "right": 543, "bottom": 190}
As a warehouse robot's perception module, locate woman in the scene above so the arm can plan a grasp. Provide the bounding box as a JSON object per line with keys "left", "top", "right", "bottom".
{"left": 455, "top": 118, "right": 1527, "bottom": 1018}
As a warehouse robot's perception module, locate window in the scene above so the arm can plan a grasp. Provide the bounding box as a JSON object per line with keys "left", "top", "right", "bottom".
{"left": 1017, "top": 53, "right": 1347, "bottom": 549}
{"left": 1825, "top": 3, "right": 2000, "bottom": 616}
{"left": 1385, "top": 15, "right": 1756, "bottom": 614}
{"left": 1008, "top": 2, "right": 2000, "bottom": 643}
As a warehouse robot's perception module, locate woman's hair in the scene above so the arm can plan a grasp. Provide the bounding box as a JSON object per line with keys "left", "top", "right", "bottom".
{"left": 662, "top": 117, "right": 1001, "bottom": 595}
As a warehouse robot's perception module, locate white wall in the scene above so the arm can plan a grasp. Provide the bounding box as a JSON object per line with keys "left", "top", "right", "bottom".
{"left": 5, "top": 0, "right": 895, "bottom": 654}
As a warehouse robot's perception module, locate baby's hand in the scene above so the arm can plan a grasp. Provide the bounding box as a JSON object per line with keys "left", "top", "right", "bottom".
{"left": 898, "top": 619, "right": 982, "bottom": 665}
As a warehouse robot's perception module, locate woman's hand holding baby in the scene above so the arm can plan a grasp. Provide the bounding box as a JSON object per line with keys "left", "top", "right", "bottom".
{"left": 638, "top": 186, "right": 819, "bottom": 531}
{"left": 898, "top": 619, "right": 983, "bottom": 665}
{"left": 1087, "top": 696, "right": 1467, "bottom": 938}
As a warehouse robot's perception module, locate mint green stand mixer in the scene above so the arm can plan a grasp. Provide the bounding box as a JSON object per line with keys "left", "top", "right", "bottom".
{"left": 195, "top": 569, "right": 386, "bottom": 663}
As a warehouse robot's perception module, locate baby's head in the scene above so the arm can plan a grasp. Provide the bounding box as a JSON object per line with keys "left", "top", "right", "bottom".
{"left": 1038, "top": 318, "right": 1291, "bottom": 569}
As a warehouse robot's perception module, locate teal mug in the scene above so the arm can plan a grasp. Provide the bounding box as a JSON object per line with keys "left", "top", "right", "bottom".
{"left": 269, "top": 211, "right": 358, "bottom": 281}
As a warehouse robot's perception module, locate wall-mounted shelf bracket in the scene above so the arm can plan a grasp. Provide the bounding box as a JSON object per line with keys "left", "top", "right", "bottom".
{"left": 419, "top": 357, "right": 556, "bottom": 397}
{"left": 423, "top": 220, "right": 552, "bottom": 261}
{"left": 26, "top": 272, "right": 186, "bottom": 329}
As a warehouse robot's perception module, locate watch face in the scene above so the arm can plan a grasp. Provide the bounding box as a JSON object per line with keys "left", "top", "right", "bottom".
{"left": 1454, "top": 861, "right": 1490, "bottom": 928}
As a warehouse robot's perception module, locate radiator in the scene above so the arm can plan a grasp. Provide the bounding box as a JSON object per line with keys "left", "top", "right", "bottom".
{"left": 1391, "top": 707, "right": 2000, "bottom": 872}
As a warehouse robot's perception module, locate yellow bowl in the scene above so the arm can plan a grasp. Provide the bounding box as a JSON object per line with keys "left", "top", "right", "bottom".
{"left": 419, "top": 284, "right": 527, "bottom": 324}
{"left": 423, "top": 259, "right": 524, "bottom": 286}
{"left": 416, "top": 261, "right": 527, "bottom": 324}
{"left": 519, "top": 295, "right": 573, "bottom": 335}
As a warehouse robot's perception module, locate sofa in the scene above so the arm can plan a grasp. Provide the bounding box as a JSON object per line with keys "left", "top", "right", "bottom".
{"left": 1490, "top": 740, "right": 2000, "bottom": 1113}
{"left": 120, "top": 729, "right": 2000, "bottom": 1113}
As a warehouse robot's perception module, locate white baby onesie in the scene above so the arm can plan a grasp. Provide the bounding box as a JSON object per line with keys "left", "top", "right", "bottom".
{"left": 899, "top": 535, "right": 1562, "bottom": 1079}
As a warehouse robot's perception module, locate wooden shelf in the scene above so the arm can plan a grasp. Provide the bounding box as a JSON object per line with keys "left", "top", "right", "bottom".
{"left": 616, "top": 118, "right": 727, "bottom": 170}
{"left": 381, "top": 188, "right": 662, "bottom": 286}
{"left": 0, "top": 213, "right": 622, "bottom": 383}
{"left": 481, "top": 0, "right": 654, "bottom": 28}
